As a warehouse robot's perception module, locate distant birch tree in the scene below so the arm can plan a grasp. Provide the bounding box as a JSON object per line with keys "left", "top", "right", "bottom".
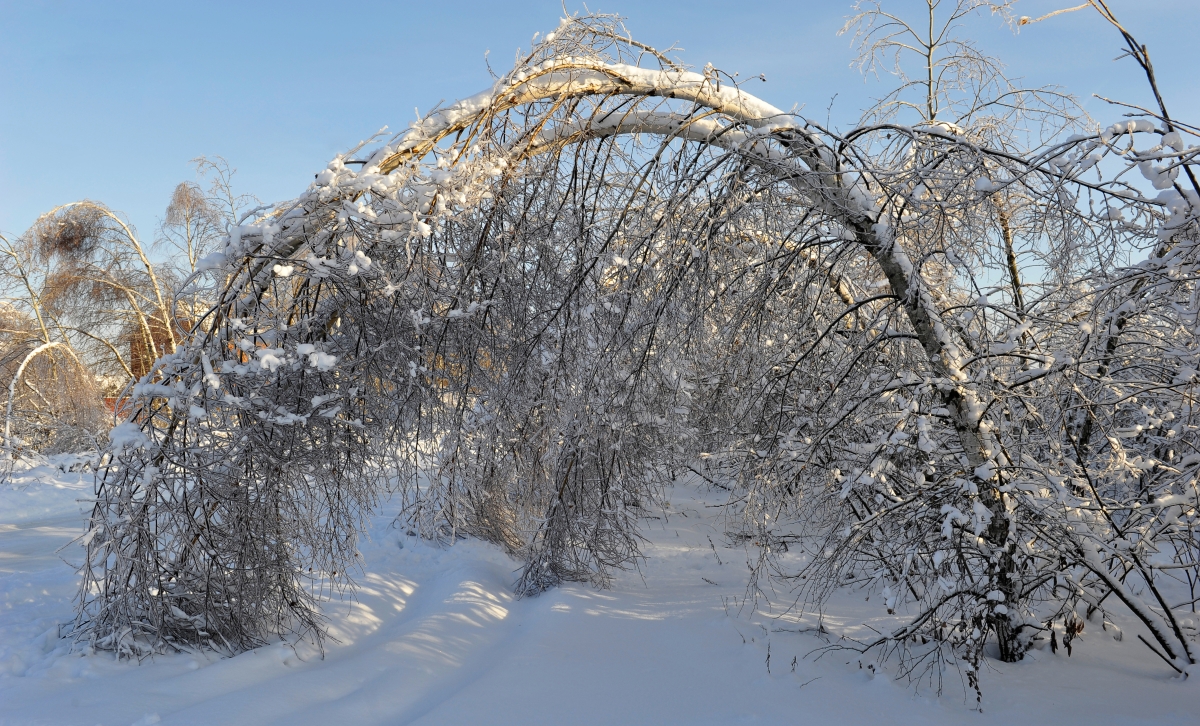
{"left": 0, "top": 159, "right": 250, "bottom": 460}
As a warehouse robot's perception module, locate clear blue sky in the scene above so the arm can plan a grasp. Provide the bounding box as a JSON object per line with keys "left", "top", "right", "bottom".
{"left": 2, "top": 0, "right": 1197, "bottom": 242}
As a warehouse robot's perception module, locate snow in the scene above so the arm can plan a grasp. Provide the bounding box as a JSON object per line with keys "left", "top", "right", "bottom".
{"left": 105, "top": 423, "right": 147, "bottom": 450}
{"left": 2, "top": 462, "right": 1198, "bottom": 724}
{"left": 193, "top": 253, "right": 226, "bottom": 272}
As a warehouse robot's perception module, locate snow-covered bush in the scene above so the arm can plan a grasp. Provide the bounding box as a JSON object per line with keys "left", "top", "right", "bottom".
{"left": 74, "top": 6, "right": 1198, "bottom": 690}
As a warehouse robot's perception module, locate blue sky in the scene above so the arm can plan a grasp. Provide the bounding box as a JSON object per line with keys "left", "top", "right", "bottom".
{"left": 2, "top": 0, "right": 1197, "bottom": 242}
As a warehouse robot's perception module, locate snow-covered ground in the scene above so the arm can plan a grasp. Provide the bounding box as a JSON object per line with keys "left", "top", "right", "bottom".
{"left": 2, "top": 461, "right": 1197, "bottom": 725}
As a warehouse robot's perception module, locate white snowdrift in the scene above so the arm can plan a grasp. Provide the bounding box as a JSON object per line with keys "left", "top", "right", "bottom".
{"left": 1, "top": 462, "right": 1196, "bottom": 725}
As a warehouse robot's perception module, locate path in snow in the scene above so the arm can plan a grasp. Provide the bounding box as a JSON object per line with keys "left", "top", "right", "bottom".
{"left": 1, "top": 463, "right": 1197, "bottom": 725}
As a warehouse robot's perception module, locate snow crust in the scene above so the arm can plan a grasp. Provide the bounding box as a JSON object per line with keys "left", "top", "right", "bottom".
{"left": 1, "top": 462, "right": 1197, "bottom": 724}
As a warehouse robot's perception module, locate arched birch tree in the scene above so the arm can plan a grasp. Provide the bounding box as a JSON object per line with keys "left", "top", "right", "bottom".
{"left": 73, "top": 8, "right": 1199, "bottom": 689}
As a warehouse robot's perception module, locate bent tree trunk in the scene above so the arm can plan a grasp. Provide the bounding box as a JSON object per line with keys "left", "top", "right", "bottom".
{"left": 842, "top": 218, "right": 1024, "bottom": 662}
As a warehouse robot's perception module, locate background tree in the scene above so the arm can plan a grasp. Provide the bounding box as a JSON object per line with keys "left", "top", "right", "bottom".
{"left": 0, "top": 160, "right": 250, "bottom": 461}
{"left": 0, "top": 232, "right": 104, "bottom": 458}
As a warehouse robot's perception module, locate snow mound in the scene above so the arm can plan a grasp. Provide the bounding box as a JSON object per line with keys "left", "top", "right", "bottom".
{"left": 1, "top": 466, "right": 1197, "bottom": 724}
